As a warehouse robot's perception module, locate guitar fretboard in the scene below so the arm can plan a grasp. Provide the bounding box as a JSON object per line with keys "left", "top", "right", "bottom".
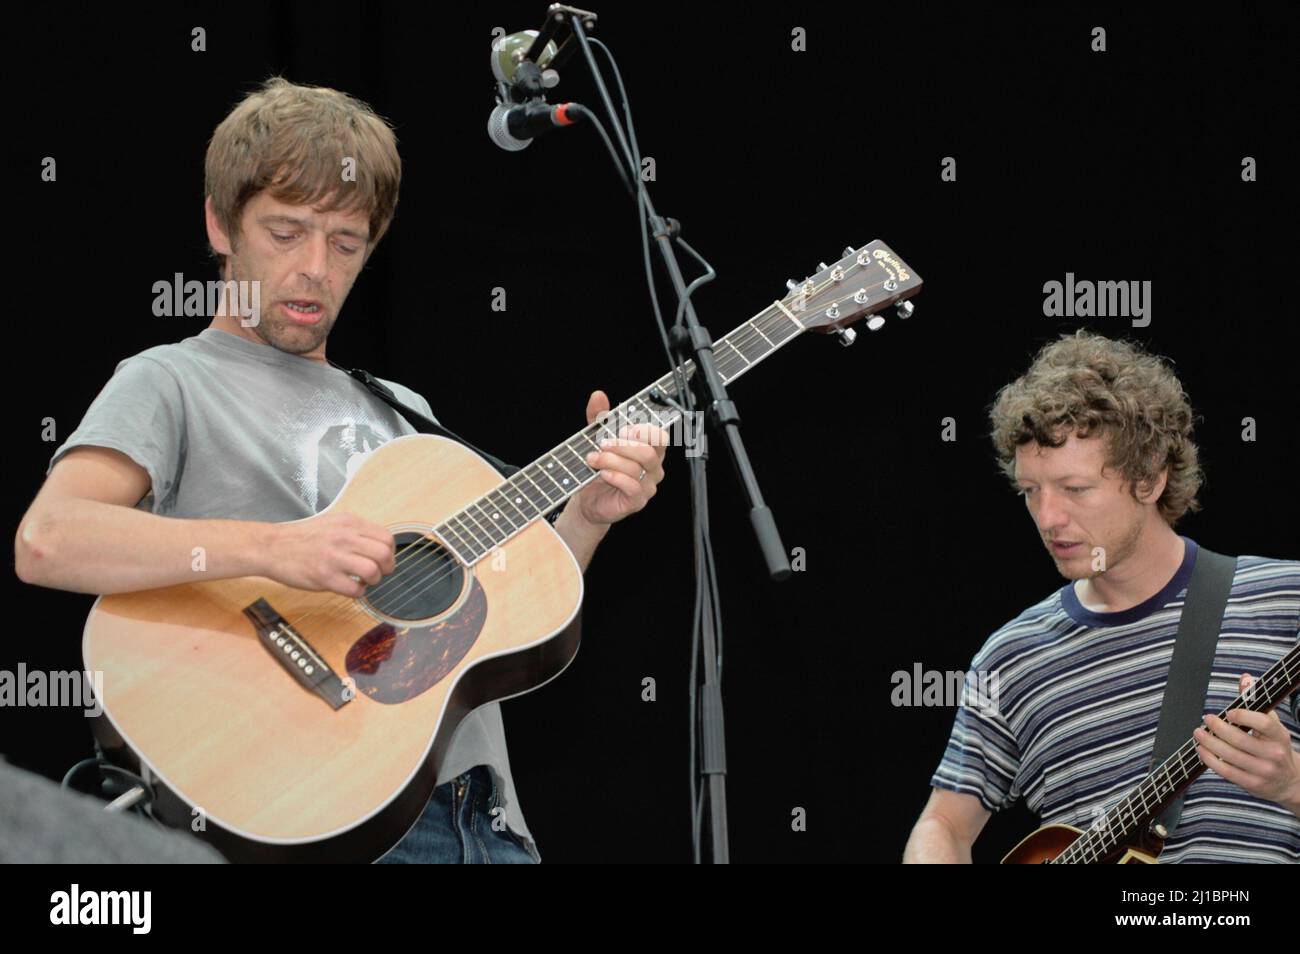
{"left": 433, "top": 298, "right": 808, "bottom": 564}
{"left": 1054, "top": 638, "right": 1300, "bottom": 863}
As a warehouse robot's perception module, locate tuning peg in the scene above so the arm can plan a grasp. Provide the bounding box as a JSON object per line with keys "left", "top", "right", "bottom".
{"left": 843, "top": 246, "right": 855, "bottom": 256}
{"left": 866, "top": 315, "right": 886, "bottom": 331}
{"left": 818, "top": 262, "right": 829, "bottom": 270}
{"left": 785, "top": 278, "right": 799, "bottom": 291}
{"left": 836, "top": 327, "right": 857, "bottom": 347}
{"left": 895, "top": 301, "right": 914, "bottom": 319}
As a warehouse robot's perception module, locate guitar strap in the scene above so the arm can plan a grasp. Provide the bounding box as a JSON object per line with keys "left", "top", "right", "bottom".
{"left": 327, "top": 358, "right": 519, "bottom": 479}
{"left": 1148, "top": 545, "right": 1237, "bottom": 837}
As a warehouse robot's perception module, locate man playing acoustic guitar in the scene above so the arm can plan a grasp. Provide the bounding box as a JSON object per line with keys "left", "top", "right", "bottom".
{"left": 904, "top": 331, "right": 1300, "bottom": 863}
{"left": 15, "top": 77, "right": 668, "bottom": 863}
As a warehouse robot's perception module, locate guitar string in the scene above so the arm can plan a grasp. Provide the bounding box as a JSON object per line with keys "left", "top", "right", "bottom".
{"left": 357, "top": 267, "right": 899, "bottom": 622}
{"left": 286, "top": 273, "right": 893, "bottom": 634}
{"left": 364, "top": 306, "right": 792, "bottom": 623}
{"left": 1054, "top": 659, "right": 1298, "bottom": 862}
{"left": 1066, "top": 654, "right": 1298, "bottom": 862}
{"left": 294, "top": 281, "right": 854, "bottom": 633}
{"left": 1058, "top": 738, "right": 1206, "bottom": 863}
{"left": 1067, "top": 689, "right": 1291, "bottom": 863}
{"left": 1059, "top": 693, "right": 1263, "bottom": 863}
{"left": 1061, "top": 733, "right": 1234, "bottom": 863}
{"left": 283, "top": 269, "right": 894, "bottom": 636}
{"left": 332, "top": 264, "right": 889, "bottom": 618}
{"left": 278, "top": 299, "right": 792, "bottom": 635}
{"left": 284, "top": 388, "right": 678, "bottom": 635}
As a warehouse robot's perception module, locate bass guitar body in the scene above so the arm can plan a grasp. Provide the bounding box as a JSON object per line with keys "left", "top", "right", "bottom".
{"left": 1002, "top": 824, "right": 1160, "bottom": 864}
{"left": 83, "top": 434, "right": 584, "bottom": 863}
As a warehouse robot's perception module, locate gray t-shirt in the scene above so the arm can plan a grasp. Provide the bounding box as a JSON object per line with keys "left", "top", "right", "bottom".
{"left": 47, "top": 326, "right": 539, "bottom": 861}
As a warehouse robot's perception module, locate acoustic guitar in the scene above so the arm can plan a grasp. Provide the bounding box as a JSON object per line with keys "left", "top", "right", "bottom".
{"left": 1002, "top": 639, "right": 1300, "bottom": 863}
{"left": 83, "top": 240, "right": 922, "bottom": 862}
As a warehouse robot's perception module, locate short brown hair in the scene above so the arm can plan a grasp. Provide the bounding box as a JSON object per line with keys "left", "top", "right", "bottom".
{"left": 204, "top": 76, "right": 401, "bottom": 275}
{"left": 989, "top": 330, "right": 1203, "bottom": 526}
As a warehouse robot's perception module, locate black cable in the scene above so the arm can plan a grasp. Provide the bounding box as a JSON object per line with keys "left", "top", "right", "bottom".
{"left": 569, "top": 104, "right": 636, "bottom": 199}
{"left": 60, "top": 756, "right": 102, "bottom": 789}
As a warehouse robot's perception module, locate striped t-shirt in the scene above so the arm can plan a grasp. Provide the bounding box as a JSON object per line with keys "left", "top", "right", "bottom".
{"left": 931, "top": 536, "right": 1300, "bottom": 863}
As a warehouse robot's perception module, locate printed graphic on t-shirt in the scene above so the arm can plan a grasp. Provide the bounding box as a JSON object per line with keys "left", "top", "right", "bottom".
{"left": 316, "top": 422, "right": 386, "bottom": 512}
{"left": 274, "top": 382, "right": 399, "bottom": 512}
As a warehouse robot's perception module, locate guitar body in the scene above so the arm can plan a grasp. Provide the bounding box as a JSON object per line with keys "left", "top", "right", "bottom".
{"left": 1002, "top": 824, "right": 1160, "bottom": 864}
{"left": 82, "top": 434, "right": 584, "bottom": 863}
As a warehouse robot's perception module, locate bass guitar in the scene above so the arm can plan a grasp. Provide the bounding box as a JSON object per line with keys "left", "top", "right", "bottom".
{"left": 1003, "top": 639, "right": 1300, "bottom": 862}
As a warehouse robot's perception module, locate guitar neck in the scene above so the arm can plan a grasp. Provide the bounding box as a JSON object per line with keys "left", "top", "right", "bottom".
{"left": 428, "top": 236, "right": 923, "bottom": 564}
{"left": 433, "top": 301, "right": 809, "bottom": 564}
{"left": 1056, "top": 638, "right": 1300, "bottom": 863}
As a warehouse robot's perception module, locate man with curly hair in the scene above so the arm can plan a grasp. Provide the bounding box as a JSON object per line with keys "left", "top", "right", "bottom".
{"left": 904, "top": 330, "right": 1300, "bottom": 863}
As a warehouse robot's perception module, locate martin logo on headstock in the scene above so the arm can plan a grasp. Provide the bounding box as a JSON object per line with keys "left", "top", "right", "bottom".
{"left": 782, "top": 240, "right": 923, "bottom": 347}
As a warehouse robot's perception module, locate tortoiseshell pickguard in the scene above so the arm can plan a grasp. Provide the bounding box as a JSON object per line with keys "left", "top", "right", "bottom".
{"left": 344, "top": 576, "right": 488, "bottom": 704}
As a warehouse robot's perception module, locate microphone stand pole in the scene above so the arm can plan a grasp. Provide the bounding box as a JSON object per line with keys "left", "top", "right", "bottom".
{"left": 561, "top": 11, "right": 794, "bottom": 864}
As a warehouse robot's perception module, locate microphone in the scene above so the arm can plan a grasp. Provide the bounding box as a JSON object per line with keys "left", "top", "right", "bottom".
{"left": 488, "top": 27, "right": 587, "bottom": 151}
{"left": 487, "top": 100, "right": 586, "bottom": 152}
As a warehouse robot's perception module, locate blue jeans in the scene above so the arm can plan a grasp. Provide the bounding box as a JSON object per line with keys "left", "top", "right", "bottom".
{"left": 376, "top": 765, "right": 538, "bottom": 863}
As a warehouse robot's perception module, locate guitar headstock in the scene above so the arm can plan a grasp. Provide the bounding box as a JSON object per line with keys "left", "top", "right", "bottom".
{"left": 783, "top": 240, "right": 922, "bottom": 344}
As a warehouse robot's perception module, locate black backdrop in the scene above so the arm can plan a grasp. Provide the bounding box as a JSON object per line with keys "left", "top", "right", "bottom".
{"left": 4, "top": 2, "right": 1297, "bottom": 864}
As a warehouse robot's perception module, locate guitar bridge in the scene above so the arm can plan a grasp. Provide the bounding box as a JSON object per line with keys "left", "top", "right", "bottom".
{"left": 243, "top": 598, "right": 352, "bottom": 710}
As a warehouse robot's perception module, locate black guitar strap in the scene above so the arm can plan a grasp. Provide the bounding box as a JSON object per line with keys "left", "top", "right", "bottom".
{"left": 327, "top": 358, "right": 519, "bottom": 479}
{"left": 1148, "top": 545, "right": 1237, "bottom": 838}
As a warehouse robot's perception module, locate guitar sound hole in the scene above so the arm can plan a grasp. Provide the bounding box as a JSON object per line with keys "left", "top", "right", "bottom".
{"left": 362, "top": 532, "right": 464, "bottom": 621}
